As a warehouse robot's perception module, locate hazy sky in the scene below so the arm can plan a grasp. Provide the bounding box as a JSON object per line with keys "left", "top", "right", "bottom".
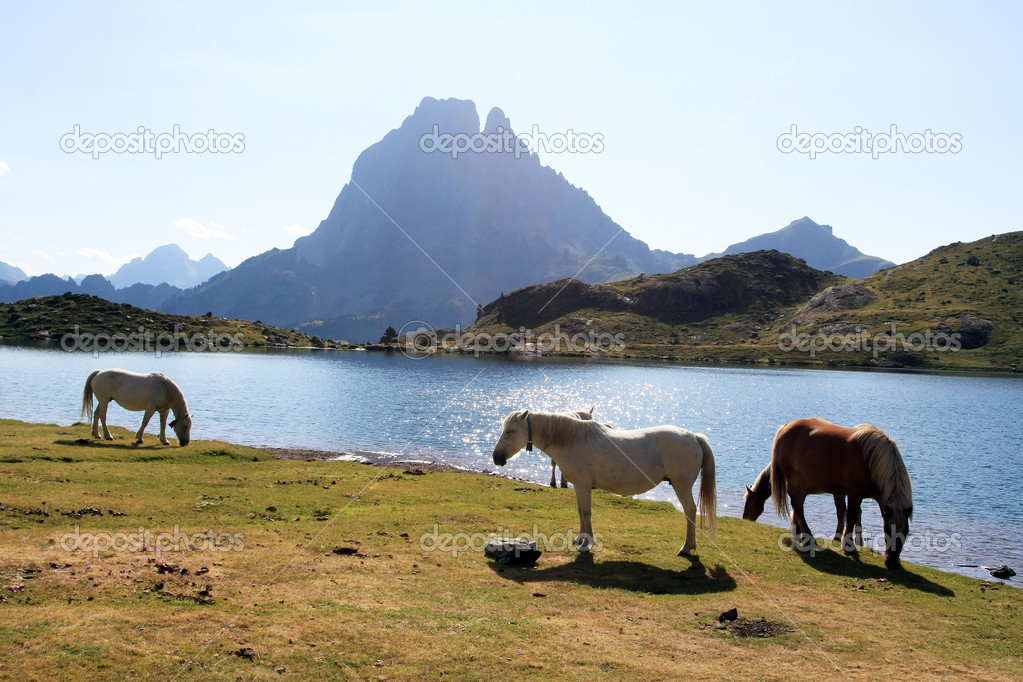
{"left": 1, "top": 1, "right": 1020, "bottom": 278}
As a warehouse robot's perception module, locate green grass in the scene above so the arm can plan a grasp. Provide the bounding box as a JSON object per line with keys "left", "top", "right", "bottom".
{"left": 0, "top": 418, "right": 1020, "bottom": 679}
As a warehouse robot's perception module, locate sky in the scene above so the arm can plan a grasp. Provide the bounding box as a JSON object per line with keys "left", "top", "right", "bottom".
{"left": 1, "top": 1, "right": 1020, "bottom": 278}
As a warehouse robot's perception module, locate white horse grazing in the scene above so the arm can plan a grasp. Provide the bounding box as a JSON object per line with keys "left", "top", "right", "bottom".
{"left": 82, "top": 369, "right": 192, "bottom": 446}
{"left": 549, "top": 408, "right": 594, "bottom": 488}
{"left": 492, "top": 410, "right": 716, "bottom": 556}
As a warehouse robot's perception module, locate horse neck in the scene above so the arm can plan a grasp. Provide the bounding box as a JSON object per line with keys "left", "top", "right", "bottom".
{"left": 168, "top": 386, "right": 188, "bottom": 417}
{"left": 750, "top": 466, "right": 772, "bottom": 502}
{"left": 530, "top": 412, "right": 587, "bottom": 456}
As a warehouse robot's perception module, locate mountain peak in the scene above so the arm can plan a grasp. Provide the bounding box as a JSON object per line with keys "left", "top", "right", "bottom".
{"left": 108, "top": 244, "right": 227, "bottom": 289}
{"left": 784, "top": 217, "right": 832, "bottom": 235}
{"left": 708, "top": 217, "right": 890, "bottom": 278}
{"left": 483, "top": 106, "right": 513, "bottom": 135}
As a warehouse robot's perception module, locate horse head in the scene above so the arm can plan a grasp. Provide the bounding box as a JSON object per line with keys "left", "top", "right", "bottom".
{"left": 882, "top": 502, "right": 912, "bottom": 570}
{"left": 492, "top": 410, "right": 530, "bottom": 466}
{"left": 741, "top": 484, "right": 767, "bottom": 521}
{"left": 169, "top": 413, "right": 193, "bottom": 446}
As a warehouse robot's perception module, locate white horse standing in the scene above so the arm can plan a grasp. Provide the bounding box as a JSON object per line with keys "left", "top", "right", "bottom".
{"left": 492, "top": 410, "right": 716, "bottom": 556}
{"left": 82, "top": 369, "right": 193, "bottom": 446}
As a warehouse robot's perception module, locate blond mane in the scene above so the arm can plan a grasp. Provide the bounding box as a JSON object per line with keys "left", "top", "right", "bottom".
{"left": 528, "top": 411, "right": 604, "bottom": 450}
{"left": 853, "top": 424, "right": 913, "bottom": 513}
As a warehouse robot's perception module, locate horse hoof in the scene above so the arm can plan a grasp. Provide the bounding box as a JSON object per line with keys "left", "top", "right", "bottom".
{"left": 577, "top": 545, "right": 591, "bottom": 553}
{"left": 677, "top": 547, "right": 693, "bottom": 557}
{"left": 105, "top": 436, "right": 114, "bottom": 441}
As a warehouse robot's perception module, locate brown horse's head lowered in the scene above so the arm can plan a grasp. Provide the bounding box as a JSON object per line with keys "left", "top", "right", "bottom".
{"left": 762, "top": 418, "right": 913, "bottom": 570}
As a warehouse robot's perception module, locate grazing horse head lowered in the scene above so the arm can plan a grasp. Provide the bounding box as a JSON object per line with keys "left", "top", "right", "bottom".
{"left": 760, "top": 417, "right": 913, "bottom": 570}
{"left": 82, "top": 369, "right": 193, "bottom": 446}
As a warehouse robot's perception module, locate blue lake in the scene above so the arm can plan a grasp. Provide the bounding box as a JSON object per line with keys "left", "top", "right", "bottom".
{"left": 1, "top": 344, "right": 1021, "bottom": 583}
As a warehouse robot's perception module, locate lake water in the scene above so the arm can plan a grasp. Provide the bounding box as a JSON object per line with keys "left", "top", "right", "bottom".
{"left": 1, "top": 344, "right": 1021, "bottom": 584}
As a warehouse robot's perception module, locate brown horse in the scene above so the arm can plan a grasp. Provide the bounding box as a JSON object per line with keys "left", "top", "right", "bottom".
{"left": 743, "top": 466, "right": 861, "bottom": 546}
{"left": 759, "top": 418, "right": 912, "bottom": 569}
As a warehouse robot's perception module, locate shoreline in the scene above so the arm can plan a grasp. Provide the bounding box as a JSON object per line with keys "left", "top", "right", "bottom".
{"left": 265, "top": 443, "right": 1021, "bottom": 589}
{"left": 4, "top": 338, "right": 1022, "bottom": 376}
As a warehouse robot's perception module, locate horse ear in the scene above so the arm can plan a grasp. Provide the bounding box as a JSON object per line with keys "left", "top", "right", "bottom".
{"left": 746, "top": 485, "right": 752, "bottom": 494}
{"left": 520, "top": 409, "right": 530, "bottom": 420}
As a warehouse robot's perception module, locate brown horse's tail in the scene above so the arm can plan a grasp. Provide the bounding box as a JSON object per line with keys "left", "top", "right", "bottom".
{"left": 770, "top": 426, "right": 790, "bottom": 519}
{"left": 696, "top": 433, "right": 717, "bottom": 536}
{"left": 82, "top": 370, "right": 100, "bottom": 422}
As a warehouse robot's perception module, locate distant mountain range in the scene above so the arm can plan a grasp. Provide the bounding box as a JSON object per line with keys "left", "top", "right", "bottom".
{"left": 699, "top": 217, "right": 894, "bottom": 278}
{"left": 108, "top": 244, "right": 227, "bottom": 289}
{"left": 0, "top": 244, "right": 227, "bottom": 309}
{"left": 160, "top": 97, "right": 893, "bottom": 340}
{"left": 2, "top": 99, "right": 894, "bottom": 340}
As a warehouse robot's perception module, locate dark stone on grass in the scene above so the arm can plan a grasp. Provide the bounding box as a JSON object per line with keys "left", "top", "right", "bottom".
{"left": 718, "top": 607, "right": 738, "bottom": 623}
{"left": 484, "top": 538, "right": 541, "bottom": 565}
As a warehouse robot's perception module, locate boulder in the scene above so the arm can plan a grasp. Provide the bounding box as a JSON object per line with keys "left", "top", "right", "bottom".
{"left": 484, "top": 538, "right": 541, "bottom": 565}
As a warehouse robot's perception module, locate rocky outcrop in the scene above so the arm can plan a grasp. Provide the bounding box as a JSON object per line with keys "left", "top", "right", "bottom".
{"left": 789, "top": 283, "right": 878, "bottom": 327}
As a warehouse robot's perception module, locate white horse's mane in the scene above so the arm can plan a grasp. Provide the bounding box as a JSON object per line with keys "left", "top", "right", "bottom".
{"left": 522, "top": 410, "right": 603, "bottom": 450}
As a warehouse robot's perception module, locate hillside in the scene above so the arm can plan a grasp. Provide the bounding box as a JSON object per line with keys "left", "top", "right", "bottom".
{"left": 471, "top": 234, "right": 1023, "bottom": 371}
{"left": 0, "top": 294, "right": 347, "bottom": 349}
{"left": 701, "top": 216, "right": 895, "bottom": 278}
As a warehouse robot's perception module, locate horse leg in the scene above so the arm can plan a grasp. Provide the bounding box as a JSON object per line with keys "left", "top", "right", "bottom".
{"left": 91, "top": 400, "right": 102, "bottom": 438}
{"left": 671, "top": 482, "right": 699, "bottom": 557}
{"left": 571, "top": 484, "right": 594, "bottom": 552}
{"left": 158, "top": 410, "right": 170, "bottom": 446}
{"left": 135, "top": 409, "right": 155, "bottom": 445}
{"left": 560, "top": 471, "right": 568, "bottom": 488}
{"left": 842, "top": 496, "right": 863, "bottom": 554}
{"left": 833, "top": 495, "right": 847, "bottom": 542}
{"left": 96, "top": 399, "right": 113, "bottom": 440}
{"left": 790, "top": 494, "right": 815, "bottom": 552}
{"left": 549, "top": 460, "right": 557, "bottom": 488}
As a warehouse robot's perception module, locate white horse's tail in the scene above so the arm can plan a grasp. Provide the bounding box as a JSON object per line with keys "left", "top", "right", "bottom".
{"left": 82, "top": 369, "right": 100, "bottom": 421}
{"left": 696, "top": 433, "right": 718, "bottom": 536}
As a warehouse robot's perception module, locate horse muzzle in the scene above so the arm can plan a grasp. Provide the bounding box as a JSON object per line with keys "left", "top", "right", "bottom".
{"left": 492, "top": 450, "right": 507, "bottom": 466}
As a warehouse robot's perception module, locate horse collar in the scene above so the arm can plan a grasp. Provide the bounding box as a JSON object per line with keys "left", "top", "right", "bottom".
{"left": 526, "top": 414, "right": 533, "bottom": 452}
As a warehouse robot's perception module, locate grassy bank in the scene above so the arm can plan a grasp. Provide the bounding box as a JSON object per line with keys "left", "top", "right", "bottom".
{"left": 0, "top": 419, "right": 1020, "bottom": 679}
